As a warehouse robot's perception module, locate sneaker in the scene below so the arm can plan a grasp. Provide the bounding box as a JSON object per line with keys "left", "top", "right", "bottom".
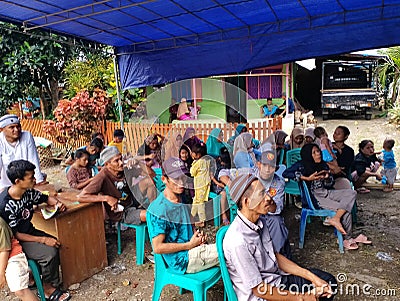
{"left": 146, "top": 253, "right": 155, "bottom": 264}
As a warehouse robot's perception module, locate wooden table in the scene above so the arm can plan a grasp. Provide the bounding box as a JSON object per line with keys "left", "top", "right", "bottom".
{"left": 32, "top": 185, "right": 107, "bottom": 288}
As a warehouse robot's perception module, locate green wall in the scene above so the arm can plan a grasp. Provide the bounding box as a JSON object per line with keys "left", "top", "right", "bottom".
{"left": 146, "top": 85, "right": 172, "bottom": 124}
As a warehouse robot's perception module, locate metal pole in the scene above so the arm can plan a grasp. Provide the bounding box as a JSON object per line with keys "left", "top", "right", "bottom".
{"left": 113, "top": 53, "right": 124, "bottom": 129}
{"left": 192, "top": 79, "right": 198, "bottom": 120}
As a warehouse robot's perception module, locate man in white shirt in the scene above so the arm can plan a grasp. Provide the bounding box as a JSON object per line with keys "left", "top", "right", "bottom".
{"left": 0, "top": 114, "right": 46, "bottom": 190}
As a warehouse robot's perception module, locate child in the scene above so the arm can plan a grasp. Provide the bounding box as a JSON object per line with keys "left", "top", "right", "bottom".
{"left": 262, "top": 97, "right": 279, "bottom": 118}
{"left": 0, "top": 217, "right": 39, "bottom": 301}
{"left": 0, "top": 160, "right": 71, "bottom": 301}
{"left": 314, "top": 126, "right": 343, "bottom": 176}
{"left": 108, "top": 129, "right": 127, "bottom": 154}
{"left": 380, "top": 138, "right": 397, "bottom": 192}
{"left": 190, "top": 143, "right": 211, "bottom": 227}
{"left": 66, "top": 149, "right": 92, "bottom": 189}
{"left": 66, "top": 137, "right": 104, "bottom": 169}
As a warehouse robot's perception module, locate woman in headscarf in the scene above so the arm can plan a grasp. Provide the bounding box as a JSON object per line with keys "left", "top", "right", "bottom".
{"left": 162, "top": 131, "right": 183, "bottom": 161}
{"left": 137, "top": 133, "right": 163, "bottom": 168}
{"left": 177, "top": 98, "right": 191, "bottom": 120}
{"left": 233, "top": 132, "right": 260, "bottom": 169}
{"left": 227, "top": 124, "right": 260, "bottom": 148}
{"left": 182, "top": 127, "right": 202, "bottom": 151}
{"left": 205, "top": 128, "right": 230, "bottom": 158}
{"left": 288, "top": 127, "right": 305, "bottom": 149}
{"left": 283, "top": 144, "right": 371, "bottom": 250}
{"left": 273, "top": 129, "right": 288, "bottom": 165}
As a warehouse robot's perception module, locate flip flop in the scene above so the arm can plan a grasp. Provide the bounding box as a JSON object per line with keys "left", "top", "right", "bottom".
{"left": 356, "top": 187, "right": 370, "bottom": 194}
{"left": 354, "top": 234, "right": 372, "bottom": 245}
{"left": 344, "top": 239, "right": 359, "bottom": 250}
{"left": 323, "top": 217, "right": 331, "bottom": 226}
{"left": 222, "top": 218, "right": 230, "bottom": 226}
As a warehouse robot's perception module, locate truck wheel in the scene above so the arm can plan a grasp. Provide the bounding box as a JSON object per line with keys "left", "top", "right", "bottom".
{"left": 365, "top": 113, "right": 372, "bottom": 120}
{"left": 322, "top": 114, "right": 329, "bottom": 120}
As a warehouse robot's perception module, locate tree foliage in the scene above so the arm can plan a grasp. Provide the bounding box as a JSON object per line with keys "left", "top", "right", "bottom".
{"left": 376, "top": 47, "right": 400, "bottom": 106}
{"left": 43, "top": 89, "right": 110, "bottom": 150}
{"left": 0, "top": 21, "right": 88, "bottom": 116}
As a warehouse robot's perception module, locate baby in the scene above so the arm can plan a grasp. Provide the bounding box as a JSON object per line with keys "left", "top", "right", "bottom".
{"left": 314, "top": 126, "right": 343, "bottom": 175}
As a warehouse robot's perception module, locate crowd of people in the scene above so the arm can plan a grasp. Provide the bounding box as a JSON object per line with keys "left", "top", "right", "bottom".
{"left": 0, "top": 112, "right": 396, "bottom": 300}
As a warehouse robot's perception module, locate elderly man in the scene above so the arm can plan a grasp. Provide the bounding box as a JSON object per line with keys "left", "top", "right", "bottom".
{"left": 256, "top": 150, "right": 291, "bottom": 259}
{"left": 223, "top": 173, "right": 336, "bottom": 301}
{"left": 0, "top": 114, "right": 45, "bottom": 190}
{"left": 78, "top": 146, "right": 155, "bottom": 225}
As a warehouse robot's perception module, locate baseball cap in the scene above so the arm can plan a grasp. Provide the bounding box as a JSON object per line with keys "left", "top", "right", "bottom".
{"left": 162, "top": 157, "right": 188, "bottom": 179}
{"left": 258, "top": 150, "right": 276, "bottom": 166}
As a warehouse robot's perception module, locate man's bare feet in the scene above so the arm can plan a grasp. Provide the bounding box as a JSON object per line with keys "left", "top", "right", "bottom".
{"left": 327, "top": 217, "right": 347, "bottom": 235}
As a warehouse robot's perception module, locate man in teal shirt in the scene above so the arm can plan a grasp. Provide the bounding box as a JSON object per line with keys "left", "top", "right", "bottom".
{"left": 147, "top": 157, "right": 218, "bottom": 274}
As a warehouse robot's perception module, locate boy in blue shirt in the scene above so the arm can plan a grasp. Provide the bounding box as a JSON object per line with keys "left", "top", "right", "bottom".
{"left": 380, "top": 138, "right": 397, "bottom": 192}
{"left": 147, "top": 157, "right": 218, "bottom": 274}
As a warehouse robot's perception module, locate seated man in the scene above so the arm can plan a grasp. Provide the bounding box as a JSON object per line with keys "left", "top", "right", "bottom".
{"left": 147, "top": 157, "right": 219, "bottom": 274}
{"left": 78, "top": 146, "right": 155, "bottom": 224}
{"left": 256, "top": 150, "right": 291, "bottom": 259}
{"left": 224, "top": 173, "right": 337, "bottom": 301}
{"left": 0, "top": 160, "right": 70, "bottom": 301}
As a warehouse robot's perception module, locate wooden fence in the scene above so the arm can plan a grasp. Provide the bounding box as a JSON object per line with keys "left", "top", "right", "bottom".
{"left": 21, "top": 117, "right": 282, "bottom": 155}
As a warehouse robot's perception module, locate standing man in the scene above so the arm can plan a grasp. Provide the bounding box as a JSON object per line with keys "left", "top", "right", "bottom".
{"left": 224, "top": 173, "right": 336, "bottom": 301}
{"left": 0, "top": 114, "right": 46, "bottom": 190}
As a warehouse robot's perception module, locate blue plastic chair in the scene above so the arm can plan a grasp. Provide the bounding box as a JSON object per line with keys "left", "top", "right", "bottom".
{"left": 284, "top": 148, "right": 302, "bottom": 205}
{"left": 209, "top": 192, "right": 222, "bottom": 227}
{"left": 152, "top": 167, "right": 166, "bottom": 193}
{"left": 147, "top": 221, "right": 222, "bottom": 301}
{"left": 298, "top": 181, "right": 344, "bottom": 253}
{"left": 224, "top": 186, "right": 238, "bottom": 223}
{"left": 28, "top": 259, "right": 46, "bottom": 301}
{"left": 216, "top": 226, "right": 238, "bottom": 301}
{"left": 117, "top": 222, "right": 148, "bottom": 265}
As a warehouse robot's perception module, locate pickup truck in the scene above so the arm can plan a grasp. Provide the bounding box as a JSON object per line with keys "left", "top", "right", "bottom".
{"left": 321, "top": 60, "right": 377, "bottom": 120}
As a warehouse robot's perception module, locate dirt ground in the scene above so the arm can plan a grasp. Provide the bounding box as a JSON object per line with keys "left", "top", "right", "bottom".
{"left": 1, "top": 114, "right": 400, "bottom": 301}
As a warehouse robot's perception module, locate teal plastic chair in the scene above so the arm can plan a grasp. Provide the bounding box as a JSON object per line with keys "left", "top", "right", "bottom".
{"left": 224, "top": 186, "right": 238, "bottom": 223}
{"left": 216, "top": 226, "right": 238, "bottom": 301}
{"left": 284, "top": 148, "right": 302, "bottom": 205}
{"left": 209, "top": 191, "right": 222, "bottom": 227}
{"left": 147, "top": 220, "right": 222, "bottom": 301}
{"left": 152, "top": 167, "right": 166, "bottom": 193}
{"left": 298, "top": 181, "right": 344, "bottom": 253}
{"left": 117, "top": 222, "right": 148, "bottom": 265}
{"left": 28, "top": 259, "right": 46, "bottom": 301}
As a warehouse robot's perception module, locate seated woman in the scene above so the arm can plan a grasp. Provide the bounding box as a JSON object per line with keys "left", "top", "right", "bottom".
{"left": 177, "top": 98, "right": 191, "bottom": 120}
{"left": 227, "top": 124, "right": 260, "bottom": 149}
{"left": 205, "top": 128, "right": 231, "bottom": 158}
{"left": 273, "top": 130, "right": 289, "bottom": 165}
{"left": 66, "top": 149, "right": 93, "bottom": 189}
{"left": 182, "top": 127, "right": 202, "bottom": 151}
{"left": 351, "top": 140, "right": 381, "bottom": 193}
{"left": 288, "top": 126, "right": 305, "bottom": 150}
{"left": 66, "top": 137, "right": 104, "bottom": 167}
{"left": 233, "top": 132, "right": 260, "bottom": 170}
{"left": 332, "top": 126, "right": 354, "bottom": 190}
{"left": 162, "top": 131, "right": 183, "bottom": 161}
{"left": 283, "top": 144, "right": 371, "bottom": 250}
{"left": 137, "top": 133, "right": 163, "bottom": 169}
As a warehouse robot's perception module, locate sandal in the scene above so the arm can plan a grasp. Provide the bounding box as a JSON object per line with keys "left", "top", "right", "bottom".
{"left": 354, "top": 234, "right": 372, "bottom": 245}
{"left": 356, "top": 187, "right": 370, "bottom": 194}
{"left": 48, "top": 288, "right": 71, "bottom": 301}
{"left": 323, "top": 217, "right": 331, "bottom": 226}
{"left": 343, "top": 239, "right": 359, "bottom": 250}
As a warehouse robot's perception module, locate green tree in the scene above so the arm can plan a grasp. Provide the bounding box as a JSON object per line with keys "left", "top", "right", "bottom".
{"left": 0, "top": 22, "right": 88, "bottom": 116}
{"left": 376, "top": 47, "right": 400, "bottom": 106}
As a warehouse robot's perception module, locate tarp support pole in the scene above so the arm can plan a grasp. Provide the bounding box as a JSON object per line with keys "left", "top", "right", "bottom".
{"left": 113, "top": 53, "right": 124, "bottom": 129}
{"left": 192, "top": 79, "right": 197, "bottom": 120}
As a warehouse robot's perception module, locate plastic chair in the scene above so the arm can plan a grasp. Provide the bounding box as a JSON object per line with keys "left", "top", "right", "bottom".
{"left": 117, "top": 222, "right": 148, "bottom": 265}
{"left": 224, "top": 186, "right": 238, "bottom": 223}
{"left": 147, "top": 221, "right": 222, "bottom": 301}
{"left": 209, "top": 192, "right": 222, "bottom": 227}
{"left": 216, "top": 226, "right": 238, "bottom": 301}
{"left": 298, "top": 181, "right": 344, "bottom": 254}
{"left": 278, "top": 149, "right": 285, "bottom": 165}
{"left": 284, "top": 148, "right": 302, "bottom": 205}
{"left": 153, "top": 167, "right": 166, "bottom": 193}
{"left": 28, "top": 259, "right": 46, "bottom": 301}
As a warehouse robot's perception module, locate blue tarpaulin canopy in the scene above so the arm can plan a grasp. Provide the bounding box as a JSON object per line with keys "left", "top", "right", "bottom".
{"left": 1, "top": 0, "right": 400, "bottom": 89}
